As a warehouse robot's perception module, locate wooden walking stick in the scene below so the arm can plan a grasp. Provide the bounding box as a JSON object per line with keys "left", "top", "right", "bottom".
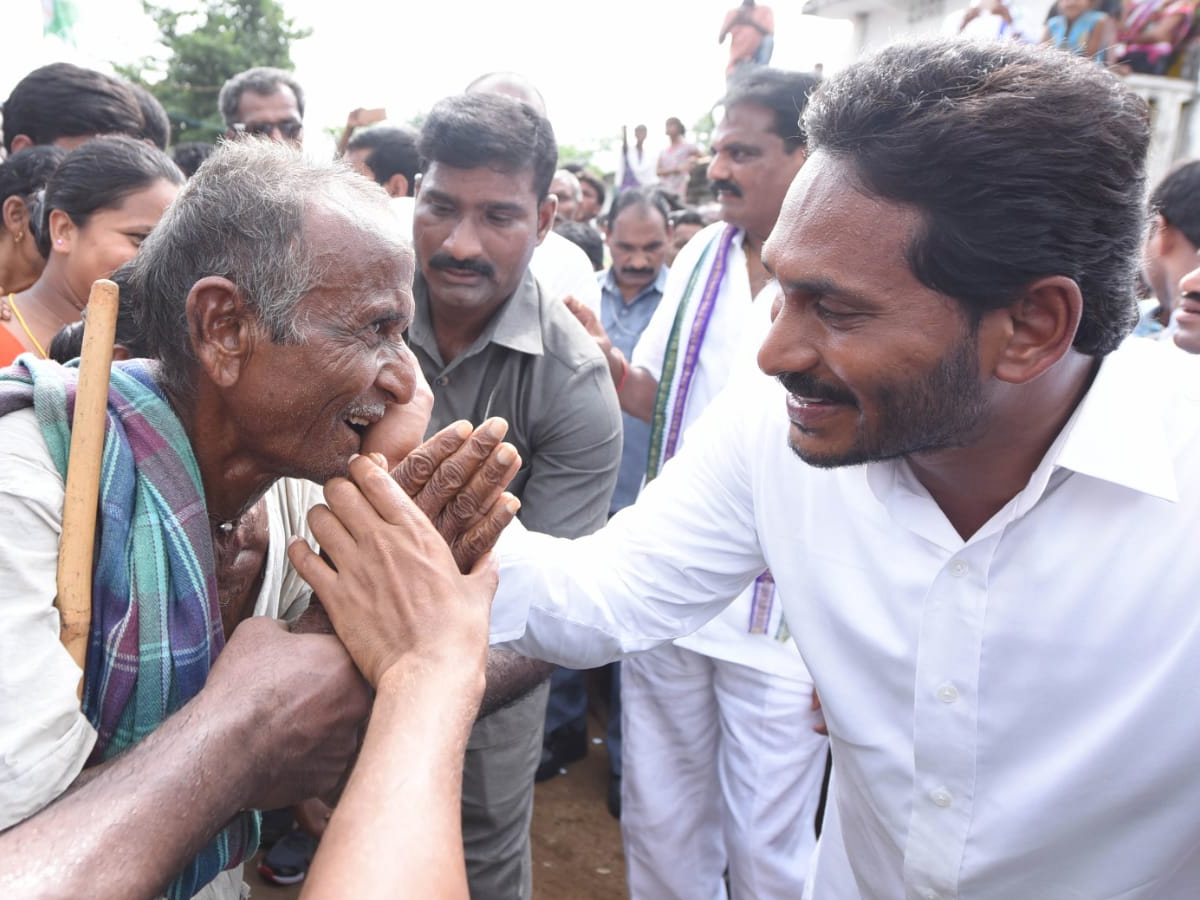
{"left": 55, "top": 279, "right": 120, "bottom": 700}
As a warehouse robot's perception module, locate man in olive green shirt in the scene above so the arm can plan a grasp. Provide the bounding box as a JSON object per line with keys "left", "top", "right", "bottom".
{"left": 408, "top": 91, "right": 622, "bottom": 899}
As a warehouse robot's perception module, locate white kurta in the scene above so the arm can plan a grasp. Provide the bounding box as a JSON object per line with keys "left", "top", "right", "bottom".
{"left": 633, "top": 221, "right": 809, "bottom": 678}
{"left": 493, "top": 337, "right": 1200, "bottom": 899}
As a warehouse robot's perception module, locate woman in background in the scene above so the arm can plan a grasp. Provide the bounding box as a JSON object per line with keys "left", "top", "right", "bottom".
{"left": 0, "top": 146, "right": 66, "bottom": 300}
{"left": 1, "top": 135, "right": 182, "bottom": 365}
{"left": 1044, "top": 0, "right": 1117, "bottom": 63}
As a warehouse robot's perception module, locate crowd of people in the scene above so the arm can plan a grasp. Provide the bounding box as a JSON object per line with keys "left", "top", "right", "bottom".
{"left": 948, "top": 0, "right": 1200, "bottom": 73}
{"left": 4, "top": 24, "right": 1200, "bottom": 900}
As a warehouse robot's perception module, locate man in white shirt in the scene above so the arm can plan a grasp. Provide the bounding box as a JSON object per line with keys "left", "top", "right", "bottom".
{"left": 490, "top": 40, "right": 1187, "bottom": 899}
{"left": 569, "top": 68, "right": 827, "bottom": 900}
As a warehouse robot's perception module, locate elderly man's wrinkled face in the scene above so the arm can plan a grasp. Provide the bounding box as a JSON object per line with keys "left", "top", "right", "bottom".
{"left": 235, "top": 203, "right": 417, "bottom": 483}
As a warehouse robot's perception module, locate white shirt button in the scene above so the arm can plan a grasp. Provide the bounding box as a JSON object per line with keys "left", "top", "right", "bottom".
{"left": 932, "top": 788, "right": 953, "bottom": 807}
{"left": 937, "top": 683, "right": 959, "bottom": 704}
{"left": 922, "top": 891, "right": 940, "bottom": 900}
{"left": 436, "top": 375, "right": 450, "bottom": 386}
{"left": 948, "top": 560, "right": 968, "bottom": 577}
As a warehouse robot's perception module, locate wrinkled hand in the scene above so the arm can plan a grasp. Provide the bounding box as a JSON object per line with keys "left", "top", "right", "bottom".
{"left": 360, "top": 351, "right": 434, "bottom": 472}
{"left": 391, "top": 417, "right": 521, "bottom": 572}
{"left": 288, "top": 454, "right": 499, "bottom": 688}
{"left": 207, "top": 617, "right": 370, "bottom": 810}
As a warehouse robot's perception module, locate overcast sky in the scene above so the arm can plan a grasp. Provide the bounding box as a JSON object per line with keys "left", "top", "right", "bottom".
{"left": 5, "top": 0, "right": 853, "bottom": 167}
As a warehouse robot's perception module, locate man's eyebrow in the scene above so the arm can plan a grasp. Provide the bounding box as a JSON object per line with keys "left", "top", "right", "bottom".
{"left": 714, "top": 141, "right": 758, "bottom": 154}
{"left": 421, "top": 187, "right": 455, "bottom": 204}
{"left": 484, "top": 201, "right": 526, "bottom": 215}
{"left": 779, "top": 275, "right": 877, "bottom": 307}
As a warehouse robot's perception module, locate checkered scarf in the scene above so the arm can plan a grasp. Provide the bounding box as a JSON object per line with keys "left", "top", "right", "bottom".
{"left": 0, "top": 356, "right": 258, "bottom": 900}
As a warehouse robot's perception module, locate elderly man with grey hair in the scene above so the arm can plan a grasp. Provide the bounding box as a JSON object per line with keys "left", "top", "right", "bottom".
{"left": 218, "top": 66, "right": 306, "bottom": 146}
{"left": 0, "top": 140, "right": 519, "bottom": 900}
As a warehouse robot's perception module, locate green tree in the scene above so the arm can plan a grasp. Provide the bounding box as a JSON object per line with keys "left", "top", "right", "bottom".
{"left": 116, "top": 0, "right": 310, "bottom": 144}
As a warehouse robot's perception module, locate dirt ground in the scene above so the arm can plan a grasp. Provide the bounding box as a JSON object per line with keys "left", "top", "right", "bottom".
{"left": 248, "top": 710, "right": 627, "bottom": 900}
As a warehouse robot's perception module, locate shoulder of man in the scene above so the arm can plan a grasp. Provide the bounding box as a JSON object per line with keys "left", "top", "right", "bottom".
{"left": 534, "top": 281, "right": 611, "bottom": 374}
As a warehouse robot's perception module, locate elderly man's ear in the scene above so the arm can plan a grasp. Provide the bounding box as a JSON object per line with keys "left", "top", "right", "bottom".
{"left": 188, "top": 276, "right": 255, "bottom": 387}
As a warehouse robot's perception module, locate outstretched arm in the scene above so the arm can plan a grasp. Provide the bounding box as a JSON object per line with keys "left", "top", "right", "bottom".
{"left": 0, "top": 620, "right": 370, "bottom": 900}
{"left": 291, "top": 455, "right": 498, "bottom": 900}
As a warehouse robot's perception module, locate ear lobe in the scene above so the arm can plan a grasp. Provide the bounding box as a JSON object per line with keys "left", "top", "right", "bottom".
{"left": 991, "top": 276, "right": 1082, "bottom": 385}
{"left": 535, "top": 195, "right": 557, "bottom": 246}
{"left": 2, "top": 195, "right": 28, "bottom": 233}
{"left": 187, "top": 276, "right": 252, "bottom": 387}
{"left": 9, "top": 135, "right": 34, "bottom": 154}
{"left": 385, "top": 173, "right": 409, "bottom": 199}
{"left": 48, "top": 209, "right": 75, "bottom": 251}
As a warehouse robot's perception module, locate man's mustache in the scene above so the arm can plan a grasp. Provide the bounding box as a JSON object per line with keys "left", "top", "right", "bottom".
{"left": 711, "top": 179, "right": 742, "bottom": 197}
{"left": 776, "top": 372, "right": 857, "bottom": 406}
{"left": 620, "top": 266, "right": 656, "bottom": 279}
{"left": 428, "top": 253, "right": 495, "bottom": 279}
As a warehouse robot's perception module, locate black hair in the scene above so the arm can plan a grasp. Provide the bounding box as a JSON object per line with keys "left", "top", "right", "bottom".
{"left": 554, "top": 221, "right": 604, "bottom": 271}
{"left": 1150, "top": 160, "right": 1200, "bottom": 248}
{"left": 418, "top": 92, "right": 557, "bottom": 199}
{"left": 606, "top": 186, "right": 672, "bottom": 233}
{"left": 719, "top": 68, "right": 820, "bottom": 154}
{"left": 347, "top": 126, "right": 420, "bottom": 195}
{"left": 131, "top": 84, "right": 171, "bottom": 150}
{"left": 218, "top": 67, "right": 305, "bottom": 127}
{"left": 0, "top": 145, "right": 66, "bottom": 249}
{"left": 171, "top": 142, "right": 215, "bottom": 179}
{"left": 2, "top": 63, "right": 144, "bottom": 153}
{"left": 666, "top": 116, "right": 686, "bottom": 136}
{"left": 805, "top": 39, "right": 1148, "bottom": 356}
{"left": 0, "top": 145, "right": 66, "bottom": 206}
{"left": 37, "top": 135, "right": 185, "bottom": 258}
{"left": 670, "top": 209, "right": 705, "bottom": 229}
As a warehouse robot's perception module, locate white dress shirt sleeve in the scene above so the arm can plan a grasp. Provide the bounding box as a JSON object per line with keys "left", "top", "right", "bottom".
{"left": 491, "top": 380, "right": 769, "bottom": 666}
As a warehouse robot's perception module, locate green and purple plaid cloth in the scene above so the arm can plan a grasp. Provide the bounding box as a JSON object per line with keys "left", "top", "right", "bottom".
{"left": 0, "top": 355, "right": 259, "bottom": 899}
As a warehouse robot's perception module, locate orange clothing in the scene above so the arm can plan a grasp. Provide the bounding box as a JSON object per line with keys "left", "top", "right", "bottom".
{"left": 720, "top": 5, "right": 775, "bottom": 75}
{"left": 0, "top": 325, "right": 29, "bottom": 367}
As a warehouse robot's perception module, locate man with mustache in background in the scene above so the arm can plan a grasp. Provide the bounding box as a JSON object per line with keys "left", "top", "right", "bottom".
{"left": 408, "top": 90, "right": 623, "bottom": 899}
{"left": 537, "top": 186, "right": 674, "bottom": 814}
{"left": 566, "top": 67, "right": 826, "bottom": 900}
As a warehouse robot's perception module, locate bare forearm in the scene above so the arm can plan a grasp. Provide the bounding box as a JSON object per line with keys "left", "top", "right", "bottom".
{"left": 303, "top": 662, "right": 480, "bottom": 900}
{"left": 0, "top": 692, "right": 254, "bottom": 900}
{"left": 480, "top": 647, "right": 552, "bottom": 717}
